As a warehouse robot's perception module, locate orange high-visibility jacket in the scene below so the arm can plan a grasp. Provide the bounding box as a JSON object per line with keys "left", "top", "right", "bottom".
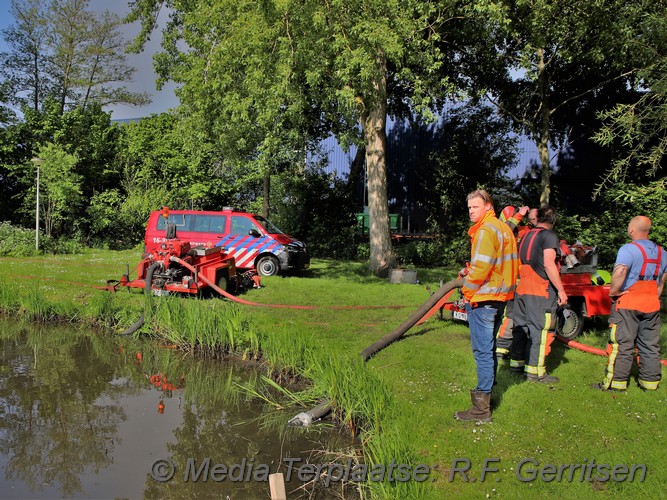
{"left": 462, "top": 210, "right": 520, "bottom": 303}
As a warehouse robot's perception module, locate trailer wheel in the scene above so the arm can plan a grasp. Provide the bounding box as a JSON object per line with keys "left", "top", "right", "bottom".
{"left": 257, "top": 256, "right": 279, "bottom": 277}
{"left": 216, "top": 271, "right": 229, "bottom": 293}
{"left": 557, "top": 304, "right": 584, "bottom": 340}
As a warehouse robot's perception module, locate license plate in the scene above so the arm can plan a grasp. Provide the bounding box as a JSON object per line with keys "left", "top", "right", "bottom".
{"left": 453, "top": 310, "right": 468, "bottom": 322}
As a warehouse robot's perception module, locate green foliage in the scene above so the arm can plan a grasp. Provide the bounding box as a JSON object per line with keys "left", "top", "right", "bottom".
{"left": 593, "top": 12, "right": 667, "bottom": 199}
{"left": 114, "top": 114, "right": 241, "bottom": 211}
{"left": 0, "top": 221, "right": 39, "bottom": 257}
{"left": 270, "top": 168, "right": 357, "bottom": 259}
{"left": 35, "top": 142, "right": 83, "bottom": 238}
{"left": 87, "top": 185, "right": 174, "bottom": 248}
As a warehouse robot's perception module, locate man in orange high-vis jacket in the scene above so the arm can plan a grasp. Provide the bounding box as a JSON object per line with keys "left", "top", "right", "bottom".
{"left": 509, "top": 205, "right": 568, "bottom": 384}
{"left": 594, "top": 216, "right": 667, "bottom": 391}
{"left": 496, "top": 205, "right": 531, "bottom": 361}
{"left": 454, "top": 190, "right": 519, "bottom": 423}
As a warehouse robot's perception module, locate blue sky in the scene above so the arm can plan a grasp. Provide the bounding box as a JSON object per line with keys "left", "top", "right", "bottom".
{"left": 0, "top": 0, "right": 179, "bottom": 120}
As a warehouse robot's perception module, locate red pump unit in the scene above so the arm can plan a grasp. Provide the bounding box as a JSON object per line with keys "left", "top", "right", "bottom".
{"left": 121, "top": 207, "right": 239, "bottom": 296}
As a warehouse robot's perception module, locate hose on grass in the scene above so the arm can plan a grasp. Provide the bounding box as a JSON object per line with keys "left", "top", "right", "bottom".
{"left": 290, "top": 277, "right": 464, "bottom": 427}
{"left": 557, "top": 334, "right": 667, "bottom": 366}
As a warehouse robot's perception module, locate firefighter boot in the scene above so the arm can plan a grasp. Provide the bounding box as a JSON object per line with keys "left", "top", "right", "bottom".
{"left": 454, "top": 390, "right": 492, "bottom": 423}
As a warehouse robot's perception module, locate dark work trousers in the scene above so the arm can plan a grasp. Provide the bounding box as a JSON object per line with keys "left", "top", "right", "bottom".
{"left": 509, "top": 290, "right": 558, "bottom": 377}
{"left": 602, "top": 302, "right": 662, "bottom": 390}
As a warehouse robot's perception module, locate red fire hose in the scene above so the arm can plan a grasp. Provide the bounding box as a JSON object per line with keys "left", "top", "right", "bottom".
{"left": 556, "top": 335, "right": 608, "bottom": 357}
{"left": 557, "top": 335, "right": 667, "bottom": 366}
{"left": 170, "top": 256, "right": 406, "bottom": 311}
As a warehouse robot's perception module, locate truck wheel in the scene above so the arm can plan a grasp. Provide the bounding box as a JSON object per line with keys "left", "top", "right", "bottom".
{"left": 257, "top": 256, "right": 279, "bottom": 276}
{"left": 557, "top": 305, "right": 584, "bottom": 340}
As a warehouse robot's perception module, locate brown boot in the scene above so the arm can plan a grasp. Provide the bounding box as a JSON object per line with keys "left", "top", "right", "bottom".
{"left": 454, "top": 390, "right": 492, "bottom": 422}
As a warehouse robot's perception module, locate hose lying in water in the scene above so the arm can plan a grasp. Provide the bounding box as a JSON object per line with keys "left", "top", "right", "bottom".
{"left": 287, "top": 401, "right": 333, "bottom": 427}
{"left": 290, "top": 277, "right": 464, "bottom": 427}
{"left": 119, "top": 262, "right": 161, "bottom": 336}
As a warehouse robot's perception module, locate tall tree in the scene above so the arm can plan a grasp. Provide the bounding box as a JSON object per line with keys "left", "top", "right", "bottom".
{"left": 33, "top": 142, "right": 82, "bottom": 238}
{"left": 0, "top": 0, "right": 53, "bottom": 112}
{"left": 127, "top": 0, "right": 454, "bottom": 276}
{"left": 594, "top": 11, "right": 667, "bottom": 196}
{"left": 459, "top": 0, "right": 660, "bottom": 205}
{"left": 1, "top": 0, "right": 149, "bottom": 113}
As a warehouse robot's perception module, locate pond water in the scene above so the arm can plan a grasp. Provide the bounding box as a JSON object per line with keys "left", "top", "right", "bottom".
{"left": 0, "top": 319, "right": 352, "bottom": 499}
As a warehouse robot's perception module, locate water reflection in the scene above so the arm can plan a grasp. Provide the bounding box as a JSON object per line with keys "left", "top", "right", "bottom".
{"left": 0, "top": 319, "right": 350, "bottom": 498}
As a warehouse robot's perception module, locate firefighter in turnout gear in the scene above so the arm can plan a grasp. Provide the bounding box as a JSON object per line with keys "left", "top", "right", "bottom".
{"left": 454, "top": 190, "right": 519, "bottom": 423}
{"left": 594, "top": 216, "right": 667, "bottom": 391}
{"left": 496, "top": 205, "right": 531, "bottom": 361}
{"left": 509, "top": 205, "right": 568, "bottom": 384}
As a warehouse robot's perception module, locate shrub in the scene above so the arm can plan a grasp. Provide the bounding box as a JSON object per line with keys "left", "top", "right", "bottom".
{"left": 0, "top": 222, "right": 40, "bottom": 257}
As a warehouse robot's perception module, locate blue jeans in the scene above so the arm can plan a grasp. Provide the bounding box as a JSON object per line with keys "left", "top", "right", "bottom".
{"left": 466, "top": 302, "right": 506, "bottom": 393}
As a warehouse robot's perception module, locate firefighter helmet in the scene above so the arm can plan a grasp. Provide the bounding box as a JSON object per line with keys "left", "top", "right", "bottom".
{"left": 591, "top": 270, "right": 611, "bottom": 285}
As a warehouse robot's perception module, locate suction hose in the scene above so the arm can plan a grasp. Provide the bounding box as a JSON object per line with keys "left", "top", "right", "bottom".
{"left": 360, "top": 277, "right": 464, "bottom": 361}
{"left": 119, "top": 262, "right": 161, "bottom": 336}
{"left": 290, "top": 277, "right": 464, "bottom": 427}
{"left": 287, "top": 401, "right": 332, "bottom": 427}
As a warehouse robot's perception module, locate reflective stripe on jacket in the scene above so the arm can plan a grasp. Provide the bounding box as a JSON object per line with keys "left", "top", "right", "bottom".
{"left": 462, "top": 210, "right": 520, "bottom": 303}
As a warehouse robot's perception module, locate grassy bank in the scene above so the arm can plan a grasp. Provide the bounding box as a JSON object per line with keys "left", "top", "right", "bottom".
{"left": 1, "top": 249, "right": 666, "bottom": 499}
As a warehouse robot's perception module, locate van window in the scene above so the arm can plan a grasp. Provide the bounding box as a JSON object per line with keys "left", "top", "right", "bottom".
{"left": 192, "top": 215, "right": 227, "bottom": 233}
{"left": 230, "top": 215, "right": 259, "bottom": 235}
{"left": 253, "top": 215, "right": 283, "bottom": 234}
{"left": 156, "top": 214, "right": 186, "bottom": 230}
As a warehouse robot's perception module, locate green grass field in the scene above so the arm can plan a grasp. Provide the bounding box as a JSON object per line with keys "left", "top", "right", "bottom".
{"left": 1, "top": 249, "right": 666, "bottom": 498}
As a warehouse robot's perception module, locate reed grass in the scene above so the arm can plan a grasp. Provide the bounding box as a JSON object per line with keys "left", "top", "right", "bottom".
{"left": 312, "top": 355, "right": 395, "bottom": 436}
{"left": 0, "top": 278, "right": 20, "bottom": 313}
{"left": 259, "top": 325, "right": 315, "bottom": 378}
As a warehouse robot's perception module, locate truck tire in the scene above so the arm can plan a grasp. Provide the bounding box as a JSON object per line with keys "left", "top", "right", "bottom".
{"left": 257, "top": 255, "right": 279, "bottom": 277}
{"left": 557, "top": 304, "right": 584, "bottom": 340}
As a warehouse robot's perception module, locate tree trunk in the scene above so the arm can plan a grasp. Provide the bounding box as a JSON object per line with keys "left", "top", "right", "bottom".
{"left": 361, "top": 51, "right": 395, "bottom": 277}
{"left": 536, "top": 47, "right": 552, "bottom": 206}
{"left": 262, "top": 171, "right": 270, "bottom": 218}
{"left": 347, "top": 144, "right": 366, "bottom": 192}
{"left": 32, "top": 51, "right": 40, "bottom": 111}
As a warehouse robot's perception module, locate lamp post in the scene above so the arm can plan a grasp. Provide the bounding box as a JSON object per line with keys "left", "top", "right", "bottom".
{"left": 30, "top": 157, "right": 45, "bottom": 250}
